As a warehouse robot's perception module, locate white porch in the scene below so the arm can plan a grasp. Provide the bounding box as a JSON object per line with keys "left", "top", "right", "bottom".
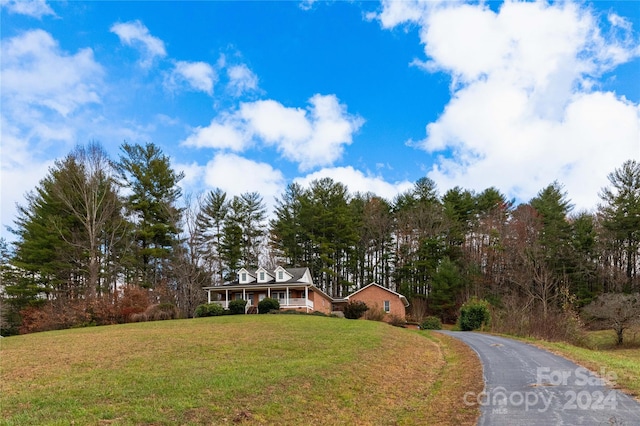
{"left": 206, "top": 286, "right": 314, "bottom": 313}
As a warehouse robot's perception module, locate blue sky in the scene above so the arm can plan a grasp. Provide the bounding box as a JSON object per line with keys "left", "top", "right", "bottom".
{"left": 1, "top": 0, "right": 639, "bottom": 241}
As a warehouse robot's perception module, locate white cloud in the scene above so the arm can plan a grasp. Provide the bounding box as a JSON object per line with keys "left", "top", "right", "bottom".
{"left": 182, "top": 94, "right": 364, "bottom": 171}
{"left": 203, "top": 153, "right": 286, "bottom": 206}
{"left": 182, "top": 112, "right": 250, "bottom": 151}
{"left": 110, "top": 20, "right": 167, "bottom": 68}
{"left": 299, "top": 0, "right": 317, "bottom": 12}
{"left": 374, "top": 0, "right": 640, "bottom": 211}
{"left": 227, "top": 64, "right": 259, "bottom": 96}
{"left": 0, "top": 0, "right": 55, "bottom": 19}
{"left": 0, "top": 30, "right": 106, "bottom": 240}
{"left": 1, "top": 29, "right": 103, "bottom": 116}
{"left": 295, "top": 166, "right": 414, "bottom": 201}
{"left": 167, "top": 60, "right": 216, "bottom": 94}
{"left": 371, "top": 0, "right": 430, "bottom": 29}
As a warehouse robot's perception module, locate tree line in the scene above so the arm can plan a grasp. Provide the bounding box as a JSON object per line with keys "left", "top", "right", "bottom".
{"left": 1, "top": 141, "right": 638, "bottom": 337}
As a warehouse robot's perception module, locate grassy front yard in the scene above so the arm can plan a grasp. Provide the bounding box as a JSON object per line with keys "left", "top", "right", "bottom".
{"left": 0, "top": 315, "right": 482, "bottom": 425}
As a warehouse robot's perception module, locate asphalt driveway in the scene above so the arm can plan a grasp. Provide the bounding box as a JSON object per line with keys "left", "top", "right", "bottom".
{"left": 439, "top": 331, "right": 640, "bottom": 425}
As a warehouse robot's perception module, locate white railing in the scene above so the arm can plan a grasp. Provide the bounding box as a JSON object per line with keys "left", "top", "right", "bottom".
{"left": 209, "top": 298, "right": 313, "bottom": 310}
{"left": 277, "top": 298, "right": 313, "bottom": 309}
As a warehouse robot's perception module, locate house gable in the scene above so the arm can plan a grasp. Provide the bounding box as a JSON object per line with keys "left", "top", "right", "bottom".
{"left": 238, "top": 268, "right": 255, "bottom": 284}
{"left": 347, "top": 283, "right": 409, "bottom": 306}
{"left": 274, "top": 266, "right": 293, "bottom": 283}
{"left": 256, "top": 267, "right": 275, "bottom": 283}
{"left": 345, "top": 283, "right": 409, "bottom": 319}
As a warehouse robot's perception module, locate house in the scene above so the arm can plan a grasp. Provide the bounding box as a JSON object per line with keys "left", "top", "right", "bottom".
{"left": 204, "top": 267, "right": 411, "bottom": 320}
{"left": 203, "top": 266, "right": 334, "bottom": 314}
{"left": 342, "top": 282, "right": 410, "bottom": 320}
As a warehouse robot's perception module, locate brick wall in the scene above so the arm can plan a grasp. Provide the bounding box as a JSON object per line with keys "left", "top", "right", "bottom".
{"left": 349, "top": 285, "right": 406, "bottom": 320}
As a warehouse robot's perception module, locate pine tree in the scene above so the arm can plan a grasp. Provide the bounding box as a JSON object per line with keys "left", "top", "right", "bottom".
{"left": 115, "top": 142, "right": 184, "bottom": 288}
{"left": 196, "top": 188, "right": 228, "bottom": 285}
{"left": 599, "top": 160, "right": 640, "bottom": 292}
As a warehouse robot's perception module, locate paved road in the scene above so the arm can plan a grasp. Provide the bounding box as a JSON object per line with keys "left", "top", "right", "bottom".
{"left": 439, "top": 331, "right": 640, "bottom": 425}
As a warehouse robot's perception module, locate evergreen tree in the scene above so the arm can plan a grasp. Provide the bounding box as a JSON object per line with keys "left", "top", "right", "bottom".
{"left": 298, "top": 178, "right": 357, "bottom": 297}
{"left": 393, "top": 178, "right": 445, "bottom": 298}
{"left": 115, "top": 142, "right": 184, "bottom": 288}
{"left": 351, "top": 193, "right": 394, "bottom": 288}
{"left": 442, "top": 186, "right": 476, "bottom": 261}
{"left": 220, "top": 199, "right": 243, "bottom": 281}
{"left": 569, "top": 212, "right": 599, "bottom": 302}
{"left": 196, "top": 188, "right": 228, "bottom": 285}
{"left": 428, "top": 257, "right": 463, "bottom": 322}
{"left": 530, "top": 182, "right": 574, "bottom": 270}
{"left": 237, "top": 192, "right": 268, "bottom": 268}
{"left": 599, "top": 160, "right": 640, "bottom": 292}
{"left": 270, "top": 183, "right": 306, "bottom": 266}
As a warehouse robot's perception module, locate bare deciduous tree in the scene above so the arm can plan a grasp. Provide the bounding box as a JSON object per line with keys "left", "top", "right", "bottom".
{"left": 583, "top": 292, "right": 640, "bottom": 345}
{"left": 51, "top": 142, "right": 125, "bottom": 297}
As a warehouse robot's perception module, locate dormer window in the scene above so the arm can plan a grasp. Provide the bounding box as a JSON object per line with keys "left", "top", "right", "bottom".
{"left": 259, "top": 271, "right": 265, "bottom": 281}
{"left": 278, "top": 270, "right": 283, "bottom": 280}
{"left": 241, "top": 272, "right": 247, "bottom": 282}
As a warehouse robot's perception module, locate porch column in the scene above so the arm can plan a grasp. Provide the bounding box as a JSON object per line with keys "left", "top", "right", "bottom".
{"left": 207, "top": 289, "right": 211, "bottom": 304}
{"left": 225, "top": 289, "right": 229, "bottom": 309}
{"left": 286, "top": 287, "right": 289, "bottom": 306}
{"left": 268, "top": 287, "right": 271, "bottom": 298}
{"left": 305, "top": 286, "right": 309, "bottom": 313}
{"left": 243, "top": 288, "right": 247, "bottom": 313}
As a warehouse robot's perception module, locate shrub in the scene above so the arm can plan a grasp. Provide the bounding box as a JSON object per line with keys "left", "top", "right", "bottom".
{"left": 363, "top": 306, "right": 386, "bottom": 321}
{"left": 343, "top": 300, "right": 369, "bottom": 319}
{"left": 118, "top": 286, "right": 151, "bottom": 322}
{"left": 458, "top": 298, "right": 491, "bottom": 331}
{"left": 130, "top": 312, "right": 148, "bottom": 322}
{"left": 228, "top": 299, "right": 247, "bottom": 315}
{"left": 145, "top": 303, "right": 179, "bottom": 321}
{"left": 194, "top": 303, "right": 225, "bottom": 317}
{"left": 387, "top": 315, "right": 406, "bottom": 327}
{"left": 421, "top": 316, "right": 442, "bottom": 330}
{"left": 258, "top": 297, "right": 280, "bottom": 314}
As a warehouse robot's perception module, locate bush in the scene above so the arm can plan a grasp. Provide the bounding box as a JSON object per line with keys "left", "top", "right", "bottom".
{"left": 421, "top": 316, "right": 442, "bottom": 330}
{"left": 194, "top": 303, "right": 225, "bottom": 317}
{"left": 388, "top": 315, "right": 406, "bottom": 327}
{"left": 458, "top": 298, "right": 491, "bottom": 331}
{"left": 344, "top": 300, "right": 369, "bottom": 319}
{"left": 145, "top": 303, "right": 179, "bottom": 321}
{"left": 228, "top": 299, "right": 247, "bottom": 315}
{"left": 258, "top": 297, "right": 280, "bottom": 314}
{"left": 363, "top": 306, "right": 386, "bottom": 321}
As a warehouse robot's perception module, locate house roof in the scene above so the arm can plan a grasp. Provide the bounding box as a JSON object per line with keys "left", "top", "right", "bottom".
{"left": 345, "top": 282, "right": 410, "bottom": 307}
{"left": 234, "top": 267, "right": 308, "bottom": 284}
{"left": 203, "top": 267, "right": 312, "bottom": 289}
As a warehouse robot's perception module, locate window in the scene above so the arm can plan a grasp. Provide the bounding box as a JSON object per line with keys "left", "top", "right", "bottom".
{"left": 278, "top": 270, "right": 284, "bottom": 280}
{"left": 383, "top": 300, "right": 390, "bottom": 313}
{"left": 240, "top": 273, "right": 246, "bottom": 282}
{"left": 259, "top": 271, "right": 265, "bottom": 281}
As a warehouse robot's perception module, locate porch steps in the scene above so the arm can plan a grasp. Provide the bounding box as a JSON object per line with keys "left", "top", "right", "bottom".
{"left": 246, "top": 306, "right": 258, "bottom": 314}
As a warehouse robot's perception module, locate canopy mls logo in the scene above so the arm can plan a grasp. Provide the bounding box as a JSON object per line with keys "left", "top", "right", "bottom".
{"left": 463, "top": 366, "right": 618, "bottom": 413}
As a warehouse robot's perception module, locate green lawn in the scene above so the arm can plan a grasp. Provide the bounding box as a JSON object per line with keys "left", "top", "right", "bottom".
{"left": 0, "top": 315, "right": 482, "bottom": 425}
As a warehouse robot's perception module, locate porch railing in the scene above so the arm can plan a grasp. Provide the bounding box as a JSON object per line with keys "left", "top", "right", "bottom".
{"left": 210, "top": 298, "right": 313, "bottom": 310}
